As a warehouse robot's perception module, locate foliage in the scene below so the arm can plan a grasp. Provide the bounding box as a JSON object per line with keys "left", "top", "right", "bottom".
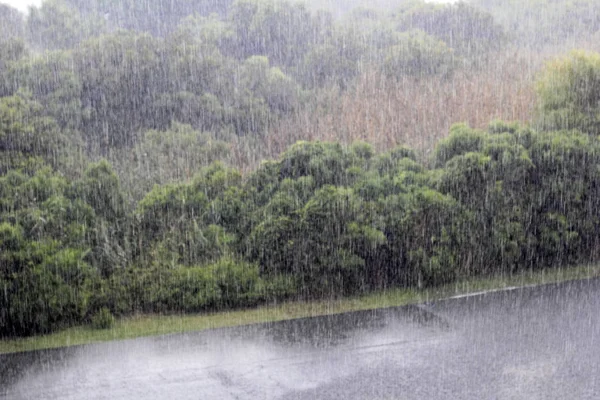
{"left": 91, "top": 307, "right": 114, "bottom": 330}
{"left": 229, "top": 0, "right": 323, "bottom": 67}
{"left": 27, "top": 0, "right": 106, "bottom": 50}
{"left": 0, "top": 4, "right": 24, "bottom": 42}
{"left": 394, "top": 1, "right": 506, "bottom": 59}
{"left": 4, "top": 0, "right": 600, "bottom": 339}
{"left": 0, "top": 91, "right": 78, "bottom": 173}
{"left": 536, "top": 51, "right": 600, "bottom": 135}
{"left": 383, "top": 30, "right": 454, "bottom": 78}
{"left": 63, "top": 0, "right": 233, "bottom": 36}
{"left": 0, "top": 4, "right": 25, "bottom": 74}
{"left": 0, "top": 165, "right": 121, "bottom": 336}
{"left": 471, "top": 0, "right": 600, "bottom": 46}
{"left": 99, "top": 257, "right": 294, "bottom": 314}
{"left": 0, "top": 239, "right": 98, "bottom": 336}
{"left": 4, "top": 123, "right": 600, "bottom": 337}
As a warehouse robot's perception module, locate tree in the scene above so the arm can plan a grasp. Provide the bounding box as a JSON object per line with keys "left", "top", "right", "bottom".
{"left": 74, "top": 31, "right": 163, "bottom": 150}
{"left": 0, "top": 168, "right": 103, "bottom": 337}
{"left": 0, "top": 3, "right": 25, "bottom": 42}
{"left": 70, "top": 160, "right": 129, "bottom": 275}
{"left": 226, "top": 56, "right": 300, "bottom": 135}
{"left": 120, "top": 123, "right": 230, "bottom": 200}
{"left": 239, "top": 56, "right": 300, "bottom": 114}
{"left": 64, "top": 0, "right": 234, "bottom": 36}
{"left": 471, "top": 0, "right": 600, "bottom": 46}
{"left": 536, "top": 50, "right": 600, "bottom": 135}
{"left": 383, "top": 30, "right": 454, "bottom": 78}
{"left": 395, "top": 2, "right": 505, "bottom": 59}
{"left": 0, "top": 239, "right": 98, "bottom": 336}
{"left": 0, "top": 4, "right": 26, "bottom": 79}
{"left": 0, "top": 91, "right": 76, "bottom": 173}
{"left": 27, "top": 0, "right": 106, "bottom": 50}
{"left": 136, "top": 163, "right": 242, "bottom": 267}
{"left": 5, "top": 51, "right": 83, "bottom": 130}
{"left": 230, "top": 0, "right": 320, "bottom": 67}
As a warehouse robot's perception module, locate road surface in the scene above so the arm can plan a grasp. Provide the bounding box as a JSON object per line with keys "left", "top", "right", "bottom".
{"left": 1, "top": 278, "right": 599, "bottom": 399}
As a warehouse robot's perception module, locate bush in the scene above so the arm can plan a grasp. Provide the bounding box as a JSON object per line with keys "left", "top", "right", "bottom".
{"left": 91, "top": 307, "right": 115, "bottom": 330}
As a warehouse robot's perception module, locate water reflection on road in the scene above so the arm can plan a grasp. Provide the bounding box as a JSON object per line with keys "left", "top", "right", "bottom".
{"left": 1, "top": 279, "right": 599, "bottom": 399}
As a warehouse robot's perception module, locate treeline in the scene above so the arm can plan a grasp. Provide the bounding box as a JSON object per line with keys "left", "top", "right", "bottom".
{"left": 1, "top": 0, "right": 506, "bottom": 156}
{"left": 1, "top": 0, "right": 598, "bottom": 166}
{"left": 471, "top": 0, "right": 600, "bottom": 47}
{"left": 3, "top": 118, "right": 600, "bottom": 336}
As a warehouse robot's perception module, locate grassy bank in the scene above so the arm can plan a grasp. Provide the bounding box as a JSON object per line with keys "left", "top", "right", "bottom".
{"left": 2, "top": 263, "right": 600, "bottom": 354}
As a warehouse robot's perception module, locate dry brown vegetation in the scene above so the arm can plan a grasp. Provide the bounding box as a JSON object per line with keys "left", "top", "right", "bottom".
{"left": 264, "top": 50, "right": 538, "bottom": 162}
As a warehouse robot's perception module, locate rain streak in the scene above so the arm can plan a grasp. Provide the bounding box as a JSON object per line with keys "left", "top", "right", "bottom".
{"left": 1, "top": 0, "right": 600, "bottom": 398}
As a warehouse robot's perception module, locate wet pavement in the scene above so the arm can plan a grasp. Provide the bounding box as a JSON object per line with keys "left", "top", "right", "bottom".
{"left": 1, "top": 278, "right": 599, "bottom": 399}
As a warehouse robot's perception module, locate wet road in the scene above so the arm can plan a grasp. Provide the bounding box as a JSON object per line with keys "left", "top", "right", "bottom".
{"left": 1, "top": 278, "right": 599, "bottom": 399}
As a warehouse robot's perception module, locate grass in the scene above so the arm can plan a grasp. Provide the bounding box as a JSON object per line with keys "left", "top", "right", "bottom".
{"left": 2, "top": 263, "right": 600, "bottom": 355}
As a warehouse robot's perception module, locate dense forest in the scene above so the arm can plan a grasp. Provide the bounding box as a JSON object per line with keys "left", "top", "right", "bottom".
{"left": 2, "top": 0, "right": 600, "bottom": 337}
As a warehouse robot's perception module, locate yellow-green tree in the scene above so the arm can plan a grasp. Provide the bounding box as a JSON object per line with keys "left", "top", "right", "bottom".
{"left": 536, "top": 50, "right": 600, "bottom": 135}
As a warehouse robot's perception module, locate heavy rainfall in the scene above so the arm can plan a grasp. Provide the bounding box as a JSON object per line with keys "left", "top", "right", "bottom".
{"left": 0, "top": 0, "right": 599, "bottom": 398}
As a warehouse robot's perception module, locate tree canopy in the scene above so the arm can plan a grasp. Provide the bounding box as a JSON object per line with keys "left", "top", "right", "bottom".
{"left": 536, "top": 51, "right": 600, "bottom": 135}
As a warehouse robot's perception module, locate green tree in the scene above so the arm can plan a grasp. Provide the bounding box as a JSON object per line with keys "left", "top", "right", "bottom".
{"left": 0, "top": 4, "right": 24, "bottom": 41}
{"left": 64, "top": 0, "right": 233, "bottom": 36}
{"left": 226, "top": 56, "right": 301, "bottom": 135}
{"left": 471, "top": 0, "right": 600, "bottom": 46}
{"left": 0, "top": 4, "right": 26, "bottom": 83}
{"left": 160, "top": 17, "right": 231, "bottom": 131}
{"left": 71, "top": 160, "right": 129, "bottom": 275}
{"left": 0, "top": 92, "right": 77, "bottom": 173}
{"left": 136, "top": 163, "right": 241, "bottom": 267}
{"left": 0, "top": 168, "right": 103, "bottom": 337}
{"left": 5, "top": 51, "right": 83, "bottom": 130}
{"left": 395, "top": 1, "right": 505, "bottom": 59}
{"left": 120, "top": 123, "right": 230, "bottom": 200}
{"left": 230, "top": 0, "right": 320, "bottom": 67}
{"left": 27, "top": 0, "right": 106, "bottom": 50}
{"left": 536, "top": 50, "right": 600, "bottom": 135}
{"left": 74, "top": 31, "right": 162, "bottom": 150}
{"left": 383, "top": 30, "right": 454, "bottom": 78}
{"left": 0, "top": 240, "right": 97, "bottom": 336}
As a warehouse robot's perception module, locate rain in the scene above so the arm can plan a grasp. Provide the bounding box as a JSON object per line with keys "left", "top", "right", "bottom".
{"left": 1, "top": 0, "right": 600, "bottom": 398}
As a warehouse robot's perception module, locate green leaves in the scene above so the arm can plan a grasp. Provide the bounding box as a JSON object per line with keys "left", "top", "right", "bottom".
{"left": 4, "top": 122, "right": 600, "bottom": 337}
{"left": 230, "top": 0, "right": 319, "bottom": 67}
{"left": 0, "top": 92, "right": 79, "bottom": 173}
{"left": 384, "top": 30, "right": 455, "bottom": 78}
{"left": 536, "top": 51, "right": 600, "bottom": 135}
{"left": 471, "top": 0, "right": 600, "bottom": 46}
{"left": 0, "top": 239, "right": 98, "bottom": 336}
{"left": 27, "top": 0, "right": 106, "bottom": 50}
{"left": 246, "top": 143, "right": 389, "bottom": 295}
{"left": 136, "top": 162, "right": 243, "bottom": 268}
{"left": 395, "top": 1, "right": 506, "bottom": 58}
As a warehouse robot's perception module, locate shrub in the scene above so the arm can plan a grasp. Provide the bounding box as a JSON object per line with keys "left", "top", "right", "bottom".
{"left": 91, "top": 307, "right": 115, "bottom": 330}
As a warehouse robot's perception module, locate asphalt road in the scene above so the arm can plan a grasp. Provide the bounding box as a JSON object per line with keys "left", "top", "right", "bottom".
{"left": 1, "top": 278, "right": 599, "bottom": 399}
